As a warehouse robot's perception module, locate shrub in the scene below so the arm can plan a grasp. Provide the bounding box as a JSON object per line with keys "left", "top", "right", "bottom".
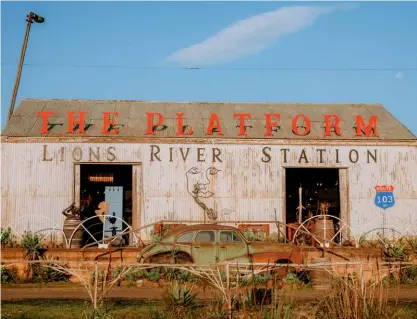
{"left": 243, "top": 229, "right": 267, "bottom": 242}
{"left": 83, "top": 304, "right": 112, "bottom": 319}
{"left": 1, "top": 266, "right": 20, "bottom": 284}
{"left": 162, "top": 268, "right": 200, "bottom": 284}
{"left": 1, "top": 227, "right": 12, "bottom": 245}
{"left": 283, "top": 271, "right": 302, "bottom": 285}
{"left": 383, "top": 243, "right": 408, "bottom": 262}
{"left": 112, "top": 267, "right": 146, "bottom": 283}
{"left": 400, "top": 265, "right": 417, "bottom": 286}
{"left": 267, "top": 232, "right": 286, "bottom": 243}
{"left": 34, "top": 263, "right": 71, "bottom": 283}
{"left": 20, "top": 231, "right": 43, "bottom": 261}
{"left": 314, "top": 277, "right": 404, "bottom": 319}
{"left": 146, "top": 268, "right": 161, "bottom": 282}
{"left": 164, "top": 281, "right": 197, "bottom": 316}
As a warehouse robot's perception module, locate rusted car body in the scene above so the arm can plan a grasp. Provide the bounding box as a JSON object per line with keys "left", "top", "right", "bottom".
{"left": 137, "top": 224, "right": 303, "bottom": 266}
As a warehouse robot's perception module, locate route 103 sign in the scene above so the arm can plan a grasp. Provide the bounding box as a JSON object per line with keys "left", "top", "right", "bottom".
{"left": 374, "top": 185, "right": 395, "bottom": 209}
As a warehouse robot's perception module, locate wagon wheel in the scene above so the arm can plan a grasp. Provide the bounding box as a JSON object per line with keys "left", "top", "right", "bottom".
{"left": 292, "top": 215, "right": 352, "bottom": 248}
{"left": 69, "top": 215, "right": 138, "bottom": 248}
{"left": 1, "top": 214, "right": 66, "bottom": 247}
{"left": 356, "top": 228, "right": 405, "bottom": 249}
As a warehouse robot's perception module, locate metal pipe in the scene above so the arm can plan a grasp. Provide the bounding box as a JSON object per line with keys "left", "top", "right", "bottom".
{"left": 7, "top": 13, "right": 44, "bottom": 121}
{"left": 7, "top": 21, "right": 31, "bottom": 121}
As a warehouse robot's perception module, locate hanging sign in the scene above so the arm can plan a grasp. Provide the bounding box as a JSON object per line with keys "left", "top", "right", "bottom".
{"left": 374, "top": 185, "right": 395, "bottom": 209}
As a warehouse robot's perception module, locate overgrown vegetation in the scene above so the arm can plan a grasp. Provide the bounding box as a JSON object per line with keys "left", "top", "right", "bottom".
{"left": 1, "top": 227, "right": 13, "bottom": 246}
{"left": 164, "top": 281, "right": 198, "bottom": 316}
{"left": 83, "top": 303, "right": 112, "bottom": 319}
{"left": 242, "top": 229, "right": 286, "bottom": 243}
{"left": 314, "top": 277, "right": 412, "bottom": 319}
{"left": 1, "top": 266, "right": 19, "bottom": 284}
{"left": 400, "top": 266, "right": 417, "bottom": 286}
{"left": 21, "top": 231, "right": 43, "bottom": 260}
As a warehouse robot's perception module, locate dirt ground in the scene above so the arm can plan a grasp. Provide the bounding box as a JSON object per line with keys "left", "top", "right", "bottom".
{"left": 3, "top": 285, "right": 417, "bottom": 302}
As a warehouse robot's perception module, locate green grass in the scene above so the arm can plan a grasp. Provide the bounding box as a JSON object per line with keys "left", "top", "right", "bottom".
{"left": 1, "top": 299, "right": 162, "bottom": 319}
{"left": 3, "top": 299, "right": 417, "bottom": 319}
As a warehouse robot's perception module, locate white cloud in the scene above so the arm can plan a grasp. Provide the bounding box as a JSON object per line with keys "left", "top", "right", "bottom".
{"left": 165, "top": 4, "right": 356, "bottom": 66}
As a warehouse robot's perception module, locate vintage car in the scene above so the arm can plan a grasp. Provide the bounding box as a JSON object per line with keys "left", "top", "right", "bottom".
{"left": 137, "top": 224, "right": 303, "bottom": 266}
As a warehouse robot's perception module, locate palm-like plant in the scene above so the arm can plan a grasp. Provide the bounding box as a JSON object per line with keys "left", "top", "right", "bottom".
{"left": 167, "top": 280, "right": 197, "bottom": 315}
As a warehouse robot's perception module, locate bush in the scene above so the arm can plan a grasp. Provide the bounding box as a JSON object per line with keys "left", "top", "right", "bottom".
{"left": 83, "top": 304, "right": 112, "bottom": 319}
{"left": 400, "top": 265, "right": 417, "bottom": 286}
{"left": 283, "top": 271, "right": 302, "bottom": 285}
{"left": 112, "top": 266, "right": 146, "bottom": 283}
{"left": 243, "top": 229, "right": 267, "bottom": 242}
{"left": 162, "top": 268, "right": 200, "bottom": 284}
{"left": 1, "top": 266, "right": 20, "bottom": 284}
{"left": 21, "top": 231, "right": 43, "bottom": 260}
{"left": 34, "top": 263, "right": 71, "bottom": 283}
{"left": 146, "top": 268, "right": 161, "bottom": 282}
{"left": 164, "top": 281, "right": 197, "bottom": 316}
{"left": 1, "top": 227, "right": 12, "bottom": 245}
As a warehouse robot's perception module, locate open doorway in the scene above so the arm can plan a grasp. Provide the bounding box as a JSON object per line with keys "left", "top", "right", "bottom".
{"left": 285, "top": 168, "right": 340, "bottom": 225}
{"left": 79, "top": 164, "right": 132, "bottom": 246}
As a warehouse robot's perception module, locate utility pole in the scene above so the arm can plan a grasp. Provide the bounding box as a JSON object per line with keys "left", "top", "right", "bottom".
{"left": 7, "top": 12, "right": 45, "bottom": 121}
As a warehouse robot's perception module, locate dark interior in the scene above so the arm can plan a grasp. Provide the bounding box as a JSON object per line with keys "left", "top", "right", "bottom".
{"left": 285, "top": 168, "right": 340, "bottom": 224}
{"left": 80, "top": 164, "right": 132, "bottom": 245}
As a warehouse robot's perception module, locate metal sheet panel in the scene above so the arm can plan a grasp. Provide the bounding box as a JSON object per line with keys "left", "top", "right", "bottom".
{"left": 1, "top": 142, "right": 416, "bottom": 242}
{"left": 3, "top": 99, "right": 416, "bottom": 140}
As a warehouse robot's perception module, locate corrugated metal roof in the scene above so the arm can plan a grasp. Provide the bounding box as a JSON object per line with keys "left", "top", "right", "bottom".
{"left": 2, "top": 98, "right": 416, "bottom": 140}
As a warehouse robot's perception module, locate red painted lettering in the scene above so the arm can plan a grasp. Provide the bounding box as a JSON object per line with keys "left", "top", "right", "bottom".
{"left": 176, "top": 112, "right": 193, "bottom": 136}
{"left": 292, "top": 114, "right": 311, "bottom": 136}
{"left": 233, "top": 113, "right": 252, "bottom": 136}
{"left": 355, "top": 115, "right": 379, "bottom": 137}
{"left": 145, "top": 112, "right": 164, "bottom": 135}
{"left": 323, "top": 114, "right": 341, "bottom": 137}
{"left": 67, "top": 111, "right": 87, "bottom": 134}
{"left": 36, "top": 111, "right": 55, "bottom": 134}
{"left": 264, "top": 113, "right": 280, "bottom": 136}
{"left": 206, "top": 113, "right": 224, "bottom": 136}
{"left": 101, "top": 112, "right": 119, "bottom": 135}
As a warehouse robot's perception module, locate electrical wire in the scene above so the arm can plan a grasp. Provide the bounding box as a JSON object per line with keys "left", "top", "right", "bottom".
{"left": 5, "top": 62, "right": 416, "bottom": 71}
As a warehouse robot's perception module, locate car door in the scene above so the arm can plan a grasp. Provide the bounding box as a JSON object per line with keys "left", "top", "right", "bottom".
{"left": 217, "top": 230, "right": 249, "bottom": 263}
{"left": 192, "top": 230, "right": 218, "bottom": 264}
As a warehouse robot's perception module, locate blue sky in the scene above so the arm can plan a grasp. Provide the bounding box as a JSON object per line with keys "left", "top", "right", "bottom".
{"left": 1, "top": 1, "right": 417, "bottom": 135}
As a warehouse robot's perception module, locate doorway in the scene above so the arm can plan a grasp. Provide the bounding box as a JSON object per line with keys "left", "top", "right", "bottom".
{"left": 79, "top": 164, "right": 133, "bottom": 246}
{"left": 285, "top": 168, "right": 341, "bottom": 225}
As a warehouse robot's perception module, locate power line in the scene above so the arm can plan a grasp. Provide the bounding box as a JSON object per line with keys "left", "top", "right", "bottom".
{"left": 6, "top": 62, "right": 417, "bottom": 71}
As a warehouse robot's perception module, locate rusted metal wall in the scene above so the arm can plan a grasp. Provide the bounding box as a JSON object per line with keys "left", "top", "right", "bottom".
{"left": 1, "top": 142, "right": 416, "bottom": 240}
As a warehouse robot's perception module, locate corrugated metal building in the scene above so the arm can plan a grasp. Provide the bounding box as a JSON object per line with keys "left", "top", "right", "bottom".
{"left": 1, "top": 99, "right": 416, "bottom": 243}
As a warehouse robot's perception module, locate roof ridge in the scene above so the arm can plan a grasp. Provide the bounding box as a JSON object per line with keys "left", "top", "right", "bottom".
{"left": 19, "top": 98, "right": 383, "bottom": 107}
